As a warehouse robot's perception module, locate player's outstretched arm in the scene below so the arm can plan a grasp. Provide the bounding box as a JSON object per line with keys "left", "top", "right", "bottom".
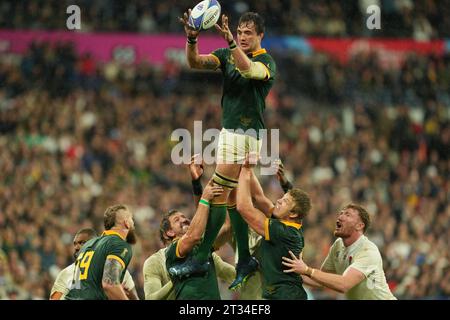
{"left": 275, "top": 160, "right": 293, "bottom": 193}
{"left": 249, "top": 169, "right": 274, "bottom": 216}
{"left": 102, "top": 258, "right": 129, "bottom": 300}
{"left": 179, "top": 10, "right": 220, "bottom": 70}
{"left": 236, "top": 153, "right": 267, "bottom": 237}
{"left": 282, "top": 250, "right": 365, "bottom": 294}
{"left": 189, "top": 154, "right": 204, "bottom": 205}
{"left": 177, "top": 182, "right": 224, "bottom": 258}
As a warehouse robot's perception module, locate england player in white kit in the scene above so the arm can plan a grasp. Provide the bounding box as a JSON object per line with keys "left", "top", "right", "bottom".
{"left": 282, "top": 203, "right": 396, "bottom": 300}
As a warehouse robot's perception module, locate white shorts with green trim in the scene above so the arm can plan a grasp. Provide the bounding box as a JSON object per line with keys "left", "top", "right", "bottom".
{"left": 216, "top": 128, "right": 263, "bottom": 164}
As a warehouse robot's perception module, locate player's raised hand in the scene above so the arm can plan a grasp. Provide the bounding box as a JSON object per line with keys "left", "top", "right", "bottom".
{"left": 214, "top": 14, "right": 234, "bottom": 43}
{"left": 202, "top": 181, "right": 224, "bottom": 201}
{"left": 275, "top": 160, "right": 288, "bottom": 184}
{"left": 179, "top": 9, "right": 200, "bottom": 38}
{"left": 282, "top": 250, "right": 307, "bottom": 274}
{"left": 189, "top": 154, "right": 204, "bottom": 180}
{"left": 243, "top": 152, "right": 258, "bottom": 168}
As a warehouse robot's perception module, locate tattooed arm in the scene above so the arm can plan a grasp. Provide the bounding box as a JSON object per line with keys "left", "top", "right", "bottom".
{"left": 179, "top": 9, "right": 220, "bottom": 70}
{"left": 186, "top": 43, "right": 220, "bottom": 70}
{"left": 102, "top": 258, "right": 129, "bottom": 300}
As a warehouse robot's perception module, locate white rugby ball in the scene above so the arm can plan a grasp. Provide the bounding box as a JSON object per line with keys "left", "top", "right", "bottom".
{"left": 188, "top": 0, "right": 221, "bottom": 31}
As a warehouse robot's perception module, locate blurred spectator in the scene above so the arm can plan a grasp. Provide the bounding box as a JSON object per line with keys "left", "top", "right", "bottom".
{"left": 1, "top": 0, "right": 450, "bottom": 38}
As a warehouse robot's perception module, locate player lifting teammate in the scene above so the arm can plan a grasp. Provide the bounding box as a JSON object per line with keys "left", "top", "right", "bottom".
{"left": 236, "top": 154, "right": 311, "bottom": 299}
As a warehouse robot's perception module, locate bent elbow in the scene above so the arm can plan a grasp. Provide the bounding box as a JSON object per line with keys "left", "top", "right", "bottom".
{"left": 338, "top": 283, "right": 351, "bottom": 294}
{"left": 185, "top": 233, "right": 202, "bottom": 246}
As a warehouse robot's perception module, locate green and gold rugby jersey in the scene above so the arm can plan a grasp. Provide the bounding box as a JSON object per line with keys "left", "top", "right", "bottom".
{"left": 260, "top": 218, "right": 307, "bottom": 300}
{"left": 211, "top": 48, "right": 276, "bottom": 134}
{"left": 65, "top": 230, "right": 133, "bottom": 300}
{"left": 166, "top": 240, "right": 221, "bottom": 300}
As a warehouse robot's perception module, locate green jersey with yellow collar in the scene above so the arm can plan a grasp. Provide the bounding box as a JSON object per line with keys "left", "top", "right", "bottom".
{"left": 260, "top": 218, "right": 307, "bottom": 300}
{"left": 65, "top": 230, "right": 133, "bottom": 300}
{"left": 165, "top": 240, "right": 221, "bottom": 300}
{"left": 211, "top": 48, "right": 276, "bottom": 134}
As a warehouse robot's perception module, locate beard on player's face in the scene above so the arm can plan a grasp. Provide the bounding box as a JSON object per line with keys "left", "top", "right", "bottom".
{"left": 126, "top": 228, "right": 137, "bottom": 244}
{"left": 333, "top": 218, "right": 356, "bottom": 238}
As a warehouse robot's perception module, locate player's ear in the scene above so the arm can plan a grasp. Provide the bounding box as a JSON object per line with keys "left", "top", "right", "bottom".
{"left": 166, "top": 230, "right": 175, "bottom": 238}
{"left": 124, "top": 219, "right": 131, "bottom": 230}
{"left": 288, "top": 211, "right": 299, "bottom": 220}
{"left": 357, "top": 222, "right": 365, "bottom": 232}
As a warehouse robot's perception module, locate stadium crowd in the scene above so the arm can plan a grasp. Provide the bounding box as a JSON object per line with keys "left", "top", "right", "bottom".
{"left": 1, "top": 0, "right": 450, "bottom": 39}
{"left": 0, "top": 39, "right": 449, "bottom": 299}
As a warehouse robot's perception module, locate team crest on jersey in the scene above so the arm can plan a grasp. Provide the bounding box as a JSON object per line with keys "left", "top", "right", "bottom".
{"left": 239, "top": 116, "right": 252, "bottom": 126}
{"left": 265, "top": 286, "right": 276, "bottom": 294}
{"left": 120, "top": 248, "right": 128, "bottom": 258}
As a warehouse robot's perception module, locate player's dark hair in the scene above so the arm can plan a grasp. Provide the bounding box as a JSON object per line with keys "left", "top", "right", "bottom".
{"left": 159, "top": 209, "right": 180, "bottom": 244}
{"left": 288, "top": 188, "right": 312, "bottom": 222}
{"left": 104, "top": 204, "right": 128, "bottom": 230}
{"left": 75, "top": 228, "right": 97, "bottom": 239}
{"left": 343, "top": 203, "right": 371, "bottom": 233}
{"left": 238, "top": 12, "right": 265, "bottom": 34}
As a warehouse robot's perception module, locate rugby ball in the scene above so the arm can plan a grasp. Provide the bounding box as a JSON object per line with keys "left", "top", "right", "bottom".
{"left": 188, "top": 0, "right": 221, "bottom": 31}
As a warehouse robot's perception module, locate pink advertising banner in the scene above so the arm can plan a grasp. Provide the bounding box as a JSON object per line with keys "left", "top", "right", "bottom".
{"left": 0, "top": 30, "right": 224, "bottom": 65}
{"left": 308, "top": 38, "right": 445, "bottom": 67}
{"left": 0, "top": 30, "right": 446, "bottom": 66}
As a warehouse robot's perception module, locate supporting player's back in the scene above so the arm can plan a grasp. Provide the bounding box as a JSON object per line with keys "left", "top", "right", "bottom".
{"left": 260, "top": 219, "right": 307, "bottom": 300}
{"left": 65, "top": 231, "right": 132, "bottom": 300}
